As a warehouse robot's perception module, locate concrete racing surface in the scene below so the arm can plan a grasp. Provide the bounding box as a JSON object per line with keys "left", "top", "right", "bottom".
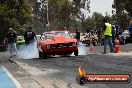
{"left": 12, "top": 43, "right": 132, "bottom": 88}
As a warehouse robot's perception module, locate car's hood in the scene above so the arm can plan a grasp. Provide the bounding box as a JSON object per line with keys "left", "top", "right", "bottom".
{"left": 43, "top": 36, "right": 77, "bottom": 44}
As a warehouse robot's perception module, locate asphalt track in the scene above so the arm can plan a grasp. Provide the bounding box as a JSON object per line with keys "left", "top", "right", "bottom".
{"left": 0, "top": 43, "right": 132, "bottom": 88}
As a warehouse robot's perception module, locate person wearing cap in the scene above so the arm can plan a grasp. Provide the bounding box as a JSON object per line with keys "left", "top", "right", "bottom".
{"left": 103, "top": 19, "right": 114, "bottom": 54}
{"left": 3, "top": 28, "right": 17, "bottom": 58}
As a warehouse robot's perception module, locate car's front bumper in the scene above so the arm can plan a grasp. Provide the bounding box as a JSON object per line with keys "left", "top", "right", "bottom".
{"left": 44, "top": 46, "right": 78, "bottom": 55}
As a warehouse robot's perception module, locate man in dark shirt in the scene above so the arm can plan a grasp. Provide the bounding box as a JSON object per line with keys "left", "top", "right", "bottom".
{"left": 75, "top": 29, "right": 80, "bottom": 41}
{"left": 4, "top": 28, "right": 17, "bottom": 58}
{"left": 24, "top": 27, "right": 37, "bottom": 45}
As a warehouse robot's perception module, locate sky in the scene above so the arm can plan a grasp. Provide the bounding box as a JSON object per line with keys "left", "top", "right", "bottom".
{"left": 89, "top": 0, "right": 114, "bottom": 16}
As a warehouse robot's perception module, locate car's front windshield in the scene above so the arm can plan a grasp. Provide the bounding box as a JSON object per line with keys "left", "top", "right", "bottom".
{"left": 45, "top": 31, "right": 71, "bottom": 39}
{"left": 45, "top": 33, "right": 54, "bottom": 39}
{"left": 54, "top": 31, "right": 71, "bottom": 38}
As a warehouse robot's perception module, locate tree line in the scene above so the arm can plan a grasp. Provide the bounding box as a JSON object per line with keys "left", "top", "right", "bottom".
{"left": 0, "top": 0, "right": 32, "bottom": 44}
{"left": 0, "top": 0, "right": 132, "bottom": 44}
{"left": 29, "top": 0, "right": 132, "bottom": 33}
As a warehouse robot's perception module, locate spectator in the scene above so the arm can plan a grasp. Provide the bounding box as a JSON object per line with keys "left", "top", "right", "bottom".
{"left": 112, "top": 21, "right": 119, "bottom": 47}
{"left": 3, "top": 28, "right": 17, "bottom": 58}
{"left": 103, "top": 18, "right": 114, "bottom": 54}
{"left": 97, "top": 30, "right": 103, "bottom": 46}
{"left": 24, "top": 27, "right": 37, "bottom": 45}
{"left": 75, "top": 29, "right": 80, "bottom": 41}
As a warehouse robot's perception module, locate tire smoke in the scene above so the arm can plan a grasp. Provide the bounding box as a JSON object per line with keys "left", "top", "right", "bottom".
{"left": 17, "top": 42, "right": 39, "bottom": 59}
{"left": 78, "top": 42, "right": 89, "bottom": 55}
{"left": 71, "top": 42, "right": 89, "bottom": 56}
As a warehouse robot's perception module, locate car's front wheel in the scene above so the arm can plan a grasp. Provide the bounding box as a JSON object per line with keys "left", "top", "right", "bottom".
{"left": 39, "top": 51, "right": 43, "bottom": 59}
{"left": 39, "top": 51, "right": 47, "bottom": 59}
{"left": 74, "top": 49, "right": 79, "bottom": 56}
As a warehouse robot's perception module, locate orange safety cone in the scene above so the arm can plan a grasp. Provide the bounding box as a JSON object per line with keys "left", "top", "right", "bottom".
{"left": 114, "top": 38, "right": 121, "bottom": 53}
{"left": 89, "top": 39, "right": 94, "bottom": 53}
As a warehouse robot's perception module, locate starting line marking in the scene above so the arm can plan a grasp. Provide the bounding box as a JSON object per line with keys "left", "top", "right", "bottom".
{"left": 0, "top": 66, "right": 22, "bottom": 88}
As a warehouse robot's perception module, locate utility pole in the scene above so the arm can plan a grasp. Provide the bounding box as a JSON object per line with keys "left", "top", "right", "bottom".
{"left": 46, "top": 0, "right": 50, "bottom": 30}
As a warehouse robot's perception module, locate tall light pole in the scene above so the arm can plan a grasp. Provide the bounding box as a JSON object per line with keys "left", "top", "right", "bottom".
{"left": 46, "top": 0, "right": 50, "bottom": 30}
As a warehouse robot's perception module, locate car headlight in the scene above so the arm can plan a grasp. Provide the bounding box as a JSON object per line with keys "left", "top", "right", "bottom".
{"left": 46, "top": 44, "right": 51, "bottom": 49}
{"left": 71, "top": 42, "right": 77, "bottom": 46}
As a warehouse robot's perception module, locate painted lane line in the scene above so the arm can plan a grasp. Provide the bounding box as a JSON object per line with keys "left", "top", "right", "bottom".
{"left": 0, "top": 66, "right": 22, "bottom": 88}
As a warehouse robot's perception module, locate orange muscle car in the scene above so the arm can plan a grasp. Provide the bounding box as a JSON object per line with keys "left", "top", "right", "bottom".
{"left": 38, "top": 30, "right": 78, "bottom": 58}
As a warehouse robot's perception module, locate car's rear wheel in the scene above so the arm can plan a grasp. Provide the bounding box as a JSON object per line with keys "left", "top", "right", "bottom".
{"left": 43, "top": 51, "right": 47, "bottom": 59}
{"left": 74, "top": 49, "right": 79, "bottom": 56}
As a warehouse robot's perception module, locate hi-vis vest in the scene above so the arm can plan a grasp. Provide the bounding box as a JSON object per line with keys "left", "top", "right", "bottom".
{"left": 104, "top": 23, "right": 112, "bottom": 36}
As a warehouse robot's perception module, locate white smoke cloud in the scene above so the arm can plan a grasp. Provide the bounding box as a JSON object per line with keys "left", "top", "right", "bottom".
{"left": 17, "top": 42, "right": 39, "bottom": 59}
{"left": 71, "top": 42, "right": 89, "bottom": 56}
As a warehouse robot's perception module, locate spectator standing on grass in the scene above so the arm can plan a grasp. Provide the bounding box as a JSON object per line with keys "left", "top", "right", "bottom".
{"left": 103, "top": 18, "right": 114, "bottom": 54}
{"left": 3, "top": 28, "right": 17, "bottom": 58}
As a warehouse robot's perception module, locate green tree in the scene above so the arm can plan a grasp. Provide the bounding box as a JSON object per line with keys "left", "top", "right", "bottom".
{"left": 92, "top": 12, "right": 104, "bottom": 31}
{"left": 73, "top": 0, "right": 90, "bottom": 32}
{"left": 113, "top": 0, "right": 132, "bottom": 16}
{"left": 0, "top": 0, "right": 32, "bottom": 44}
{"left": 30, "top": 0, "right": 90, "bottom": 32}
{"left": 31, "top": 0, "right": 73, "bottom": 30}
{"left": 83, "top": 16, "right": 94, "bottom": 31}
{"left": 112, "top": 0, "right": 130, "bottom": 31}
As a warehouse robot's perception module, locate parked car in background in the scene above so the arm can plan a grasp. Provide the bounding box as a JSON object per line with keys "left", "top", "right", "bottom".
{"left": 17, "top": 36, "right": 25, "bottom": 45}
{"left": 38, "top": 30, "right": 78, "bottom": 58}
